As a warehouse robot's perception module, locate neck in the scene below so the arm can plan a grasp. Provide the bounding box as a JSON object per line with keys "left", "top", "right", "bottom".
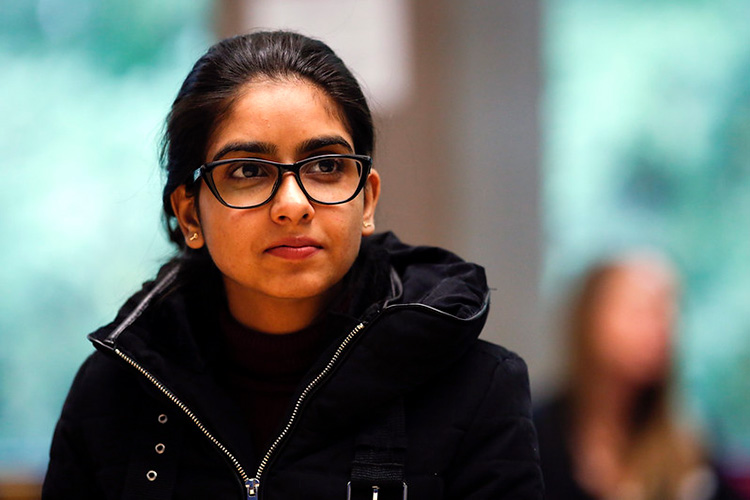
{"left": 223, "top": 280, "right": 337, "bottom": 334}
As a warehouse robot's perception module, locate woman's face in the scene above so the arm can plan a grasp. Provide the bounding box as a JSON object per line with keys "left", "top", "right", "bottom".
{"left": 172, "top": 78, "right": 379, "bottom": 329}
{"left": 589, "top": 261, "right": 676, "bottom": 387}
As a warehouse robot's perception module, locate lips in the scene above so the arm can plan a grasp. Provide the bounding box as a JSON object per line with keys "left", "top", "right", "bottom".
{"left": 265, "top": 236, "right": 323, "bottom": 260}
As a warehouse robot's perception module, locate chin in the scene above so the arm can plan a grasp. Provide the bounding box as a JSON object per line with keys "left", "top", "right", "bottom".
{"left": 265, "top": 278, "right": 339, "bottom": 301}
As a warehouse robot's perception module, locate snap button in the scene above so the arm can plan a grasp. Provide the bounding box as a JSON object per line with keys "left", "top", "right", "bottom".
{"left": 157, "top": 414, "right": 168, "bottom": 424}
{"left": 146, "top": 470, "right": 158, "bottom": 481}
{"left": 155, "top": 443, "right": 166, "bottom": 454}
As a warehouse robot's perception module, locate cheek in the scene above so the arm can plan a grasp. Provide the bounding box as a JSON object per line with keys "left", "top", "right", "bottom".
{"left": 322, "top": 203, "right": 366, "bottom": 276}
{"left": 198, "top": 193, "right": 260, "bottom": 261}
{"left": 329, "top": 207, "right": 365, "bottom": 256}
{"left": 591, "top": 306, "right": 640, "bottom": 365}
{"left": 591, "top": 303, "right": 673, "bottom": 381}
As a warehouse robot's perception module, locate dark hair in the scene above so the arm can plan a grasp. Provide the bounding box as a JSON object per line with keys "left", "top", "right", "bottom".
{"left": 160, "top": 31, "right": 374, "bottom": 250}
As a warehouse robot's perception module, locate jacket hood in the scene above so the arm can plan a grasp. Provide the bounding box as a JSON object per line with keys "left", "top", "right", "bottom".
{"left": 88, "top": 232, "right": 490, "bottom": 464}
{"left": 299, "top": 232, "right": 490, "bottom": 431}
{"left": 375, "top": 232, "right": 488, "bottom": 318}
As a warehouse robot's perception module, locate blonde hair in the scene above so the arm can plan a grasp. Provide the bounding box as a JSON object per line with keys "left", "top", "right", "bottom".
{"left": 564, "top": 255, "right": 703, "bottom": 499}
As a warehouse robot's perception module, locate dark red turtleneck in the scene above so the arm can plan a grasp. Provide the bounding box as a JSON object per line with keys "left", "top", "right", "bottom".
{"left": 218, "top": 309, "right": 329, "bottom": 457}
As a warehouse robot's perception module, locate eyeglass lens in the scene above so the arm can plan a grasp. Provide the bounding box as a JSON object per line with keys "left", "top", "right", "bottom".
{"left": 210, "top": 157, "right": 364, "bottom": 207}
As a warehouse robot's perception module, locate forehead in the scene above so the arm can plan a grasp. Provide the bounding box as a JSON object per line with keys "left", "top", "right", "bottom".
{"left": 231, "top": 78, "right": 344, "bottom": 127}
{"left": 205, "top": 78, "right": 352, "bottom": 161}
{"left": 598, "top": 263, "right": 676, "bottom": 305}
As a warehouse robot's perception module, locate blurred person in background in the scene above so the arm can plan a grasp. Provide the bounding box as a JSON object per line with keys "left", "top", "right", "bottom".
{"left": 535, "top": 253, "right": 741, "bottom": 500}
{"left": 41, "top": 31, "right": 543, "bottom": 499}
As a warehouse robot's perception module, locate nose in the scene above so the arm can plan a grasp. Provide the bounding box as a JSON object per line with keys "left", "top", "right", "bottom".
{"left": 269, "top": 173, "right": 314, "bottom": 224}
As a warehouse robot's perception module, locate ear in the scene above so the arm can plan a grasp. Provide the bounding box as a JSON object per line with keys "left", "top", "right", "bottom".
{"left": 361, "top": 169, "right": 381, "bottom": 236}
{"left": 170, "top": 186, "right": 204, "bottom": 249}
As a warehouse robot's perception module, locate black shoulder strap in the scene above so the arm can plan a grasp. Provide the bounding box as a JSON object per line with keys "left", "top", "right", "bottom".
{"left": 347, "top": 397, "right": 408, "bottom": 500}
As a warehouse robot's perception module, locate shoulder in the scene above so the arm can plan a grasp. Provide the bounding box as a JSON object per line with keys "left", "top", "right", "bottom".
{"left": 473, "top": 341, "right": 533, "bottom": 420}
{"left": 473, "top": 339, "right": 529, "bottom": 371}
{"left": 436, "top": 340, "right": 543, "bottom": 498}
{"left": 464, "top": 340, "right": 532, "bottom": 401}
{"left": 427, "top": 339, "right": 532, "bottom": 421}
{"left": 60, "top": 350, "right": 143, "bottom": 421}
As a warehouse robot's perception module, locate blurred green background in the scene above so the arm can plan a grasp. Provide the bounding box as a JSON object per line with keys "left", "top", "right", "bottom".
{"left": 544, "top": 0, "right": 750, "bottom": 466}
{"left": 0, "top": 0, "right": 213, "bottom": 475}
{"left": 0, "top": 0, "right": 749, "bottom": 480}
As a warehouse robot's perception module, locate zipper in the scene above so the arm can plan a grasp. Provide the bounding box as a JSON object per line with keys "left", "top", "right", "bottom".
{"left": 246, "top": 478, "right": 259, "bottom": 499}
{"left": 114, "top": 348, "right": 254, "bottom": 498}
{"left": 113, "top": 320, "right": 366, "bottom": 499}
{"left": 249, "top": 321, "right": 366, "bottom": 496}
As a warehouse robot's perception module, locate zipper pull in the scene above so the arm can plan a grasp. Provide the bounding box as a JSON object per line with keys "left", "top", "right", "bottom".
{"left": 246, "top": 478, "right": 260, "bottom": 500}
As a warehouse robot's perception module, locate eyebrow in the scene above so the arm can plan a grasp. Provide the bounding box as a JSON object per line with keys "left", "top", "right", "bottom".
{"left": 296, "top": 135, "right": 354, "bottom": 155}
{"left": 211, "top": 141, "right": 277, "bottom": 162}
{"left": 211, "top": 135, "right": 354, "bottom": 162}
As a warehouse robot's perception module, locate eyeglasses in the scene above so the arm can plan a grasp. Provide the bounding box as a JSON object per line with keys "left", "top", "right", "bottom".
{"left": 192, "top": 154, "right": 372, "bottom": 209}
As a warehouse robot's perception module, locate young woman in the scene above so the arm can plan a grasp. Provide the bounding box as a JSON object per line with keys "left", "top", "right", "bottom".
{"left": 43, "top": 31, "right": 543, "bottom": 499}
{"left": 534, "top": 254, "right": 739, "bottom": 500}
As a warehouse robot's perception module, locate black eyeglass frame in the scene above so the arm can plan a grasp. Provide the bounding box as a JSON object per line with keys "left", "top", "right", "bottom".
{"left": 191, "top": 154, "right": 373, "bottom": 209}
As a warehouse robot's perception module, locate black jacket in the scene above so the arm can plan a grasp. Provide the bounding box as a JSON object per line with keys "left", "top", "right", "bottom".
{"left": 43, "top": 233, "right": 543, "bottom": 499}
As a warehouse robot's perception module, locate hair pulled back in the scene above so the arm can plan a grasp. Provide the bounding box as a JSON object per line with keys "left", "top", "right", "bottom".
{"left": 160, "top": 31, "right": 374, "bottom": 249}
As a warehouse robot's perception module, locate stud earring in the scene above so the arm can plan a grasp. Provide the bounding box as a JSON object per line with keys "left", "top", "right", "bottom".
{"left": 363, "top": 222, "right": 373, "bottom": 228}
{"left": 189, "top": 232, "right": 199, "bottom": 241}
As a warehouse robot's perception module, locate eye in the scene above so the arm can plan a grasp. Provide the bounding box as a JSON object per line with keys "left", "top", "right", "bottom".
{"left": 306, "top": 157, "right": 343, "bottom": 174}
{"left": 229, "top": 161, "right": 272, "bottom": 179}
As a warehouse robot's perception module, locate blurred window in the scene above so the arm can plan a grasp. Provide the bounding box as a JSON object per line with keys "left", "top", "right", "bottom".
{"left": 545, "top": 0, "right": 750, "bottom": 465}
{"left": 0, "top": 0, "right": 212, "bottom": 476}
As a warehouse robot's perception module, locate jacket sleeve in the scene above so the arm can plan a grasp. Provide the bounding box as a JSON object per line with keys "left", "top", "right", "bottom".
{"left": 446, "top": 350, "right": 544, "bottom": 499}
{"left": 42, "top": 355, "right": 104, "bottom": 499}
